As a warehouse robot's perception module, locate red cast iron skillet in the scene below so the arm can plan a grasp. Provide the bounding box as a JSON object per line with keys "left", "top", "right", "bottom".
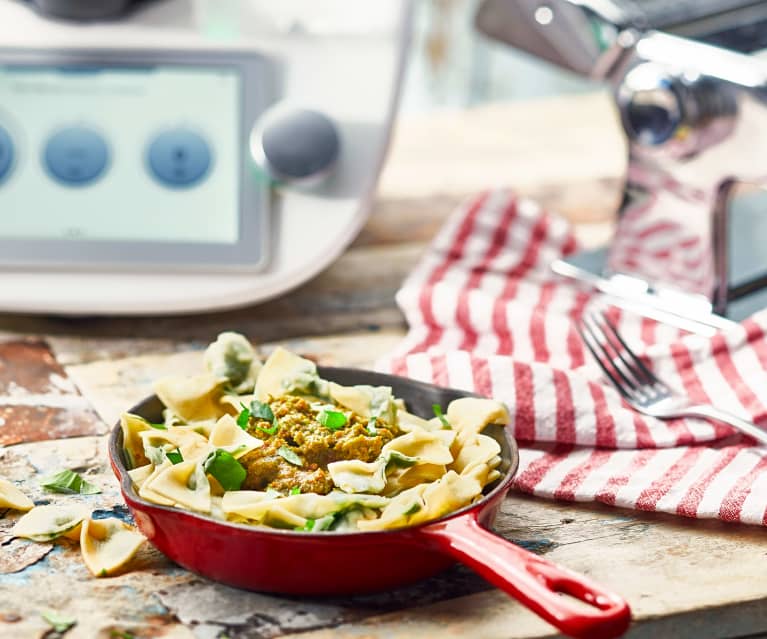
{"left": 109, "top": 367, "right": 631, "bottom": 639}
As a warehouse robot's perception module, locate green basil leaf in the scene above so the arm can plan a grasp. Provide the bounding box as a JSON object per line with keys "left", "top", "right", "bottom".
{"left": 203, "top": 449, "right": 247, "bottom": 491}
{"left": 40, "top": 469, "right": 101, "bottom": 495}
{"left": 277, "top": 446, "right": 303, "bottom": 467}
{"left": 403, "top": 502, "right": 422, "bottom": 516}
{"left": 236, "top": 403, "right": 251, "bottom": 429}
{"left": 289, "top": 486, "right": 301, "bottom": 495}
{"left": 250, "top": 400, "right": 275, "bottom": 422}
{"left": 42, "top": 610, "right": 76, "bottom": 633}
{"left": 432, "top": 403, "right": 451, "bottom": 429}
{"left": 149, "top": 422, "right": 167, "bottom": 430}
{"left": 166, "top": 449, "right": 184, "bottom": 465}
{"left": 318, "top": 410, "right": 347, "bottom": 430}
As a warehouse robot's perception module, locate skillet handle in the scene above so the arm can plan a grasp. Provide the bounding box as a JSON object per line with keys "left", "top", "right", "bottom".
{"left": 419, "top": 514, "right": 631, "bottom": 639}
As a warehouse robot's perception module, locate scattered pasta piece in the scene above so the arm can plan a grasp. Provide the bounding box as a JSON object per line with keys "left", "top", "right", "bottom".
{"left": 80, "top": 517, "right": 145, "bottom": 577}
{"left": 0, "top": 478, "right": 34, "bottom": 512}
{"left": 11, "top": 503, "right": 90, "bottom": 541}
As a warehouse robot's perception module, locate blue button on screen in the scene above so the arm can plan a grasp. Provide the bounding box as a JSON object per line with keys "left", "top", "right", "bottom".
{"left": 147, "top": 129, "right": 212, "bottom": 188}
{"left": 0, "top": 125, "right": 15, "bottom": 183}
{"left": 44, "top": 127, "right": 109, "bottom": 186}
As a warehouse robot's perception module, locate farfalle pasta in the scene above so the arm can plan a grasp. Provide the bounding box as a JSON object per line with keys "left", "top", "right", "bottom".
{"left": 121, "top": 333, "right": 509, "bottom": 532}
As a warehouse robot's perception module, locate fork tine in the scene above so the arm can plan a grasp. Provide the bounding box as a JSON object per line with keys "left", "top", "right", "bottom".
{"left": 582, "top": 314, "right": 644, "bottom": 398}
{"left": 588, "top": 313, "right": 653, "bottom": 392}
{"left": 577, "top": 319, "right": 635, "bottom": 400}
{"left": 600, "top": 312, "right": 665, "bottom": 389}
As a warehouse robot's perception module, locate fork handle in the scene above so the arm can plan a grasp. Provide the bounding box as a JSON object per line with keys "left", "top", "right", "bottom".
{"left": 688, "top": 405, "right": 767, "bottom": 446}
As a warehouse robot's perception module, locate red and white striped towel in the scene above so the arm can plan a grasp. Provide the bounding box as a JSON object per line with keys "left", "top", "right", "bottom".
{"left": 376, "top": 189, "right": 767, "bottom": 525}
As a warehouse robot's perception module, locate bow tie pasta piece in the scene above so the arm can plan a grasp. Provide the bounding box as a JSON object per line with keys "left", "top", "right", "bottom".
{"left": 382, "top": 430, "right": 455, "bottom": 466}
{"left": 445, "top": 398, "right": 509, "bottom": 454}
{"left": 0, "top": 478, "right": 34, "bottom": 512}
{"left": 397, "top": 410, "right": 436, "bottom": 433}
{"left": 121, "top": 413, "right": 153, "bottom": 469}
{"left": 204, "top": 332, "right": 263, "bottom": 394}
{"left": 209, "top": 415, "right": 263, "bottom": 458}
{"left": 328, "top": 383, "right": 397, "bottom": 424}
{"left": 80, "top": 517, "right": 145, "bottom": 577}
{"left": 154, "top": 373, "right": 225, "bottom": 422}
{"left": 127, "top": 464, "right": 154, "bottom": 489}
{"left": 449, "top": 434, "right": 501, "bottom": 475}
{"left": 137, "top": 461, "right": 175, "bottom": 506}
{"left": 358, "top": 471, "right": 482, "bottom": 531}
{"left": 11, "top": 503, "right": 90, "bottom": 542}
{"left": 141, "top": 460, "right": 212, "bottom": 514}
{"left": 139, "top": 427, "right": 211, "bottom": 466}
{"left": 327, "top": 457, "right": 388, "bottom": 494}
{"left": 254, "top": 347, "right": 328, "bottom": 401}
{"left": 382, "top": 463, "right": 446, "bottom": 496}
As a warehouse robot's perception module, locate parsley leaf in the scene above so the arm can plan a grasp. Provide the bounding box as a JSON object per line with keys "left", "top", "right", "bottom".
{"left": 40, "top": 469, "right": 101, "bottom": 495}
{"left": 166, "top": 449, "right": 184, "bottom": 465}
{"left": 277, "top": 446, "right": 303, "bottom": 467}
{"left": 289, "top": 486, "right": 301, "bottom": 495}
{"left": 42, "top": 610, "right": 76, "bottom": 633}
{"left": 318, "top": 410, "right": 347, "bottom": 430}
{"left": 203, "top": 449, "right": 247, "bottom": 491}
{"left": 432, "top": 404, "right": 451, "bottom": 429}
{"left": 236, "top": 403, "right": 251, "bottom": 429}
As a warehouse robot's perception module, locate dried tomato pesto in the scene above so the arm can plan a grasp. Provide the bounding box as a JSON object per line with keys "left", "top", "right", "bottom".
{"left": 239, "top": 395, "right": 396, "bottom": 494}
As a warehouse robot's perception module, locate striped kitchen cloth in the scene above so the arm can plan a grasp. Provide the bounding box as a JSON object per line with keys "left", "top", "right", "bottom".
{"left": 376, "top": 189, "right": 767, "bottom": 525}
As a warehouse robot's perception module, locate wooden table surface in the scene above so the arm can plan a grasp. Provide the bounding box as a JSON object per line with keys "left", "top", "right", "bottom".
{"left": 2, "top": 92, "right": 766, "bottom": 639}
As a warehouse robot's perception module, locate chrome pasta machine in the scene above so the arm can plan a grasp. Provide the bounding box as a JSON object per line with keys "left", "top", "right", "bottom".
{"left": 477, "top": 0, "right": 767, "bottom": 332}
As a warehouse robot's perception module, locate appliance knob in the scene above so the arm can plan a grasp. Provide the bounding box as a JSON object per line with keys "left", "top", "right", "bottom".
{"left": 250, "top": 107, "right": 340, "bottom": 187}
{"left": 617, "top": 63, "right": 683, "bottom": 146}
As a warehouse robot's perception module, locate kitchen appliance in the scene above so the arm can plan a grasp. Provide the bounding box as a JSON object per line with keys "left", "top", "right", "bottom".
{"left": 476, "top": 0, "right": 767, "bottom": 326}
{"left": 0, "top": 0, "right": 411, "bottom": 314}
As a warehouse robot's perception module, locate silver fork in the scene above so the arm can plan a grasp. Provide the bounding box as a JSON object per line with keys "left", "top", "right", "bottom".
{"left": 578, "top": 311, "right": 767, "bottom": 446}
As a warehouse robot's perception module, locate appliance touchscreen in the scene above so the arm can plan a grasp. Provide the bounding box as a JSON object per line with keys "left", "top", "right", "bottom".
{"left": 0, "top": 48, "right": 272, "bottom": 273}
{"left": 0, "top": 64, "right": 240, "bottom": 244}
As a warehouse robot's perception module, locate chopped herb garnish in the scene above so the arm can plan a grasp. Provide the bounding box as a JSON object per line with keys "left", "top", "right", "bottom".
{"left": 257, "top": 418, "right": 280, "bottom": 437}
{"left": 387, "top": 451, "right": 417, "bottom": 468}
{"left": 432, "top": 403, "right": 451, "bottom": 429}
{"left": 42, "top": 610, "right": 76, "bottom": 633}
{"left": 236, "top": 403, "right": 251, "bottom": 429}
{"left": 366, "top": 415, "right": 378, "bottom": 436}
{"left": 277, "top": 446, "right": 303, "bottom": 467}
{"left": 250, "top": 400, "right": 275, "bottom": 422}
{"left": 289, "top": 486, "right": 301, "bottom": 496}
{"left": 300, "top": 518, "right": 315, "bottom": 531}
{"left": 203, "top": 450, "right": 247, "bottom": 491}
{"left": 149, "top": 422, "right": 167, "bottom": 430}
{"left": 403, "top": 502, "right": 422, "bottom": 516}
{"left": 318, "top": 410, "right": 347, "bottom": 430}
{"left": 166, "top": 448, "right": 184, "bottom": 465}
{"left": 40, "top": 469, "right": 101, "bottom": 495}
